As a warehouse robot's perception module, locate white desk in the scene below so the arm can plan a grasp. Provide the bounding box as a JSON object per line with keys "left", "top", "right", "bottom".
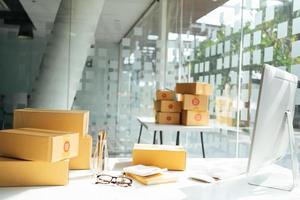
{"left": 137, "top": 117, "right": 243, "bottom": 158}
{"left": 1, "top": 158, "right": 299, "bottom": 200}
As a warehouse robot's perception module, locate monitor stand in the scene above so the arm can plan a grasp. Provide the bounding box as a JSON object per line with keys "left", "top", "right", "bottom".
{"left": 247, "top": 111, "right": 299, "bottom": 191}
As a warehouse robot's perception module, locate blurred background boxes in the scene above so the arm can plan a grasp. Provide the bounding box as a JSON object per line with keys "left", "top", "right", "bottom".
{"left": 155, "top": 100, "right": 182, "bottom": 113}
{"left": 176, "top": 83, "right": 212, "bottom": 126}
{"left": 182, "top": 94, "right": 208, "bottom": 111}
{"left": 155, "top": 112, "right": 180, "bottom": 125}
{"left": 175, "top": 83, "right": 212, "bottom": 95}
{"left": 181, "top": 111, "right": 209, "bottom": 126}
{"left": 156, "top": 90, "right": 176, "bottom": 100}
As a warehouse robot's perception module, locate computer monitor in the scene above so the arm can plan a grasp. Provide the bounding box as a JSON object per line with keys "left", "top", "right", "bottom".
{"left": 247, "top": 64, "right": 299, "bottom": 191}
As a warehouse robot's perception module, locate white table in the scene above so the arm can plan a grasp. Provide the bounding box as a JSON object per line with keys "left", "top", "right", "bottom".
{"left": 137, "top": 117, "right": 242, "bottom": 158}
{"left": 1, "top": 158, "right": 299, "bottom": 200}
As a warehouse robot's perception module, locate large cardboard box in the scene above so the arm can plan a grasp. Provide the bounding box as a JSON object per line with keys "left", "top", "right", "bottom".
{"left": 155, "top": 100, "right": 182, "bottom": 113}
{"left": 0, "top": 156, "right": 69, "bottom": 186}
{"left": 0, "top": 128, "right": 79, "bottom": 162}
{"left": 132, "top": 144, "right": 186, "bottom": 171}
{"left": 176, "top": 83, "right": 212, "bottom": 95}
{"left": 70, "top": 135, "right": 92, "bottom": 170}
{"left": 183, "top": 94, "right": 209, "bottom": 111}
{"left": 13, "top": 108, "right": 89, "bottom": 137}
{"left": 181, "top": 110, "right": 209, "bottom": 126}
{"left": 155, "top": 112, "right": 180, "bottom": 125}
{"left": 156, "top": 90, "right": 175, "bottom": 100}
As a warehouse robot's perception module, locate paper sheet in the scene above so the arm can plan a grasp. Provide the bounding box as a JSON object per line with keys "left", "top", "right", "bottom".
{"left": 253, "top": 49, "right": 261, "bottom": 64}
{"left": 264, "top": 46, "right": 273, "bottom": 62}
{"left": 291, "top": 41, "right": 300, "bottom": 58}
{"left": 243, "top": 34, "right": 251, "bottom": 48}
{"left": 243, "top": 51, "right": 250, "bottom": 66}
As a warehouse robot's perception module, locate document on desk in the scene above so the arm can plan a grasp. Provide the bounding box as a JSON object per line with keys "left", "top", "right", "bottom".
{"left": 189, "top": 159, "right": 248, "bottom": 182}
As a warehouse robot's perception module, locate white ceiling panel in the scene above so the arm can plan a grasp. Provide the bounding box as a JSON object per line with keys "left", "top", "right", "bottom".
{"left": 96, "top": 0, "right": 153, "bottom": 43}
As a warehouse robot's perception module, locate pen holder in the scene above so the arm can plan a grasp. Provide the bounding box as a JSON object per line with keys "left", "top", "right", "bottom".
{"left": 93, "top": 138, "right": 108, "bottom": 174}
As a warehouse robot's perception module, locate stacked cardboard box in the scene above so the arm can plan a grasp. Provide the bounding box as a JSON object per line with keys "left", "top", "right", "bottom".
{"left": 0, "top": 128, "right": 79, "bottom": 186}
{"left": 176, "top": 83, "right": 212, "bottom": 126}
{"left": 215, "top": 96, "right": 234, "bottom": 126}
{"left": 13, "top": 109, "right": 92, "bottom": 170}
{"left": 0, "top": 108, "right": 93, "bottom": 187}
{"left": 154, "top": 90, "right": 182, "bottom": 125}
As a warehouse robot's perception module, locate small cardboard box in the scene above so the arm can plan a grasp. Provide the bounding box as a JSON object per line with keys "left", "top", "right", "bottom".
{"left": 0, "top": 156, "right": 69, "bottom": 186}
{"left": 181, "top": 110, "right": 209, "bottom": 126}
{"left": 176, "top": 83, "right": 212, "bottom": 95}
{"left": 0, "top": 128, "right": 79, "bottom": 162}
{"left": 156, "top": 90, "right": 175, "bottom": 100}
{"left": 155, "top": 100, "right": 182, "bottom": 113}
{"left": 155, "top": 112, "right": 180, "bottom": 125}
{"left": 70, "top": 134, "right": 92, "bottom": 170}
{"left": 183, "top": 94, "right": 209, "bottom": 111}
{"left": 13, "top": 108, "right": 89, "bottom": 137}
{"left": 132, "top": 144, "right": 186, "bottom": 171}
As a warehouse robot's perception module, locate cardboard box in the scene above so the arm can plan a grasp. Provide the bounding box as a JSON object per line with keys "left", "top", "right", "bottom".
{"left": 0, "top": 156, "right": 69, "bottom": 186}
{"left": 0, "top": 128, "right": 79, "bottom": 162}
{"left": 176, "top": 83, "right": 212, "bottom": 95}
{"left": 183, "top": 94, "right": 209, "bottom": 111}
{"left": 175, "top": 93, "right": 184, "bottom": 102}
{"left": 155, "top": 100, "right": 182, "bottom": 113}
{"left": 13, "top": 108, "right": 89, "bottom": 137}
{"left": 181, "top": 110, "right": 209, "bottom": 126}
{"left": 70, "top": 135, "right": 92, "bottom": 170}
{"left": 155, "top": 112, "right": 180, "bottom": 125}
{"left": 132, "top": 144, "right": 186, "bottom": 171}
{"left": 156, "top": 90, "right": 175, "bottom": 100}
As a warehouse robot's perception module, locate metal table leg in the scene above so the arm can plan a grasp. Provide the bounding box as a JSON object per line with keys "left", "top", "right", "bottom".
{"left": 176, "top": 131, "right": 180, "bottom": 145}
{"left": 200, "top": 131, "right": 206, "bottom": 158}
{"left": 153, "top": 131, "right": 157, "bottom": 144}
{"left": 159, "top": 131, "right": 163, "bottom": 144}
{"left": 137, "top": 124, "right": 143, "bottom": 144}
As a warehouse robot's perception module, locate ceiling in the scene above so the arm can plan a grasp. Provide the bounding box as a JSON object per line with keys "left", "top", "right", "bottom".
{"left": 95, "top": 0, "right": 153, "bottom": 43}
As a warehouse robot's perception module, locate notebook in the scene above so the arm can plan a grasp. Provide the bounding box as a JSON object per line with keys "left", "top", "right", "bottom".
{"left": 126, "top": 172, "right": 177, "bottom": 185}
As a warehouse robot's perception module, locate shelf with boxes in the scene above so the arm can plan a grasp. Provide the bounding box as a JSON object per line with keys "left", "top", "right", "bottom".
{"left": 0, "top": 109, "right": 93, "bottom": 187}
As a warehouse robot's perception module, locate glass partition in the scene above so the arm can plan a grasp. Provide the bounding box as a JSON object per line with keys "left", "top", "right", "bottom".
{"left": 1, "top": 0, "right": 299, "bottom": 158}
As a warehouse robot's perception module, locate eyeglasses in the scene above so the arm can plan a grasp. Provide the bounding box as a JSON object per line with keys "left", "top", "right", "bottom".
{"left": 95, "top": 173, "right": 132, "bottom": 187}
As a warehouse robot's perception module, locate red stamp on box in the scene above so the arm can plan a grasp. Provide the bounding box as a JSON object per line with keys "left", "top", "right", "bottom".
{"left": 166, "top": 116, "right": 172, "bottom": 121}
{"left": 168, "top": 104, "right": 174, "bottom": 109}
{"left": 194, "top": 114, "right": 202, "bottom": 121}
{"left": 64, "top": 141, "right": 70, "bottom": 152}
{"left": 192, "top": 98, "right": 200, "bottom": 105}
{"left": 162, "top": 93, "right": 167, "bottom": 98}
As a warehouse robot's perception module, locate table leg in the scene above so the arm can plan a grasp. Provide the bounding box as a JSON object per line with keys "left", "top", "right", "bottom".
{"left": 153, "top": 131, "right": 157, "bottom": 144}
{"left": 200, "top": 131, "right": 206, "bottom": 158}
{"left": 159, "top": 131, "right": 163, "bottom": 144}
{"left": 176, "top": 131, "right": 180, "bottom": 145}
{"left": 137, "top": 124, "right": 143, "bottom": 144}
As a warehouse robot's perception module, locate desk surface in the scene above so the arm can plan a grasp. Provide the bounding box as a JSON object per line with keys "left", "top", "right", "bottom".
{"left": 1, "top": 158, "right": 300, "bottom": 200}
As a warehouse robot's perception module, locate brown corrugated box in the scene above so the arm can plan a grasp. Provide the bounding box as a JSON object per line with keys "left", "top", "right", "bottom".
{"left": 181, "top": 110, "right": 209, "bottom": 126}
{"left": 176, "top": 83, "right": 212, "bottom": 95}
{"left": 13, "top": 108, "right": 89, "bottom": 137}
{"left": 0, "top": 128, "right": 79, "bottom": 162}
{"left": 155, "top": 112, "right": 180, "bottom": 125}
{"left": 182, "top": 94, "right": 209, "bottom": 111}
{"left": 155, "top": 100, "right": 182, "bottom": 113}
{"left": 0, "top": 156, "right": 69, "bottom": 186}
